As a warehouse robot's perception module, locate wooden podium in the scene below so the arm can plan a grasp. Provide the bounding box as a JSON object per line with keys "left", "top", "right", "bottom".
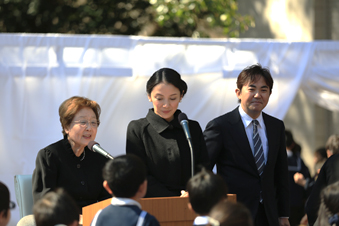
{"left": 83, "top": 194, "right": 236, "bottom": 226}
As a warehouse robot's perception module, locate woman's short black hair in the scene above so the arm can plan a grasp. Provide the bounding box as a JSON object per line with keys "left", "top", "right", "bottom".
{"left": 146, "top": 68, "right": 187, "bottom": 97}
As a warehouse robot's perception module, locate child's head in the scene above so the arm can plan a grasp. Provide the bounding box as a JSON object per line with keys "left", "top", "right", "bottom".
{"left": 186, "top": 168, "right": 228, "bottom": 215}
{"left": 208, "top": 200, "right": 253, "bottom": 226}
{"left": 314, "top": 147, "right": 327, "bottom": 163}
{"left": 33, "top": 188, "right": 79, "bottom": 226}
{"left": 0, "top": 182, "right": 13, "bottom": 226}
{"left": 103, "top": 154, "right": 147, "bottom": 199}
{"left": 317, "top": 181, "right": 339, "bottom": 226}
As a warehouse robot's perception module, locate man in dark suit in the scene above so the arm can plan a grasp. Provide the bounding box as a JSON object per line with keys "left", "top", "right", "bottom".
{"left": 204, "top": 64, "right": 290, "bottom": 226}
{"left": 306, "top": 134, "right": 339, "bottom": 226}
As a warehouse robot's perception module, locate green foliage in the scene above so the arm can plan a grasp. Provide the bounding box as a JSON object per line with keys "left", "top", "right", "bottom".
{"left": 0, "top": 0, "right": 254, "bottom": 37}
{"left": 0, "top": 0, "right": 152, "bottom": 34}
{"left": 150, "top": 0, "right": 254, "bottom": 37}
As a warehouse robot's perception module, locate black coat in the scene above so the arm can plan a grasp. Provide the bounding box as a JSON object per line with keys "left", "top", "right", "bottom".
{"left": 287, "top": 153, "right": 310, "bottom": 207}
{"left": 32, "top": 136, "right": 110, "bottom": 211}
{"left": 203, "top": 107, "right": 290, "bottom": 226}
{"left": 287, "top": 153, "right": 311, "bottom": 226}
{"left": 306, "top": 153, "right": 339, "bottom": 226}
{"left": 126, "top": 109, "right": 209, "bottom": 197}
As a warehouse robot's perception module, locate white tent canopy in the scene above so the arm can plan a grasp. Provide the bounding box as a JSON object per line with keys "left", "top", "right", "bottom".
{"left": 1, "top": 33, "right": 339, "bottom": 226}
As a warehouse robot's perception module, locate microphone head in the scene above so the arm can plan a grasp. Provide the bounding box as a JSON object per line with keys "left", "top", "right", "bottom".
{"left": 178, "top": 112, "right": 188, "bottom": 122}
{"left": 87, "top": 140, "right": 99, "bottom": 151}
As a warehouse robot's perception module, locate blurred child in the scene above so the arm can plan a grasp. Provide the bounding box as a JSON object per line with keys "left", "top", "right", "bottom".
{"left": 0, "top": 182, "right": 15, "bottom": 226}
{"left": 91, "top": 154, "right": 160, "bottom": 226}
{"left": 33, "top": 188, "right": 79, "bottom": 226}
{"left": 317, "top": 181, "right": 339, "bottom": 226}
{"left": 207, "top": 200, "right": 253, "bottom": 226}
{"left": 186, "top": 168, "right": 228, "bottom": 225}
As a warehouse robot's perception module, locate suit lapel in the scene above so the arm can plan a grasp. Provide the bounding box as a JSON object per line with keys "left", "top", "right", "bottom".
{"left": 228, "top": 108, "right": 258, "bottom": 173}
{"left": 263, "top": 113, "right": 276, "bottom": 168}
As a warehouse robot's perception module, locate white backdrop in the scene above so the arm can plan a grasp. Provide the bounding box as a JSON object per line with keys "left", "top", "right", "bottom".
{"left": 1, "top": 33, "right": 339, "bottom": 226}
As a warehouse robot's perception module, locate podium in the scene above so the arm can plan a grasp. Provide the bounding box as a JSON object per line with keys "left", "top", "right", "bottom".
{"left": 83, "top": 194, "right": 236, "bottom": 226}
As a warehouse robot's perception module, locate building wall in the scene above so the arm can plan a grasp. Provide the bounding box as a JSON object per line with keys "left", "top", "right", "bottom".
{"left": 237, "top": 0, "right": 339, "bottom": 174}
{"left": 238, "top": 0, "right": 313, "bottom": 41}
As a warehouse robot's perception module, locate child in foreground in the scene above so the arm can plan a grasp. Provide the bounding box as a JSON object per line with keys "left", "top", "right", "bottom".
{"left": 186, "top": 168, "right": 228, "bottom": 225}
{"left": 91, "top": 154, "right": 160, "bottom": 226}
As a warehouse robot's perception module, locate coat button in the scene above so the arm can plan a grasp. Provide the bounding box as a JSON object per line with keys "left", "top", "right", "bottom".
{"left": 81, "top": 181, "right": 85, "bottom": 185}
{"left": 77, "top": 164, "right": 81, "bottom": 168}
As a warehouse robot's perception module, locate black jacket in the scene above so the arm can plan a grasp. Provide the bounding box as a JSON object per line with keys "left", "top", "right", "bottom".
{"left": 204, "top": 107, "right": 289, "bottom": 226}
{"left": 306, "top": 153, "right": 339, "bottom": 226}
{"left": 32, "top": 136, "right": 110, "bottom": 211}
{"left": 126, "top": 109, "right": 209, "bottom": 197}
{"left": 287, "top": 153, "right": 310, "bottom": 207}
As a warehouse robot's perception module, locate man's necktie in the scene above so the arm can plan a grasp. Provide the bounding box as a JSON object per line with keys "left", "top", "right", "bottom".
{"left": 252, "top": 120, "right": 265, "bottom": 176}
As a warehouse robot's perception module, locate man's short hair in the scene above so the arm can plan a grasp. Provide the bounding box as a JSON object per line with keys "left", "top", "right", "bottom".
{"left": 237, "top": 63, "right": 274, "bottom": 93}
{"left": 186, "top": 168, "right": 228, "bottom": 215}
{"left": 33, "top": 188, "right": 79, "bottom": 226}
{"left": 103, "top": 154, "right": 147, "bottom": 198}
{"left": 325, "top": 134, "right": 339, "bottom": 155}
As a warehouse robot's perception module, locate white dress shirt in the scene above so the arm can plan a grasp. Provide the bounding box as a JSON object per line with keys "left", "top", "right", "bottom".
{"left": 238, "top": 106, "right": 268, "bottom": 164}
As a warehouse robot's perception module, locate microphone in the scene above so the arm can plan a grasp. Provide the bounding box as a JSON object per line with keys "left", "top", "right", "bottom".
{"left": 178, "top": 112, "right": 194, "bottom": 178}
{"left": 87, "top": 141, "right": 114, "bottom": 159}
{"left": 178, "top": 112, "right": 192, "bottom": 139}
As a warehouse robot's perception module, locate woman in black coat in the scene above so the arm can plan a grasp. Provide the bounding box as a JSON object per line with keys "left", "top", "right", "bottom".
{"left": 126, "top": 68, "right": 209, "bottom": 197}
{"left": 32, "top": 96, "right": 110, "bottom": 214}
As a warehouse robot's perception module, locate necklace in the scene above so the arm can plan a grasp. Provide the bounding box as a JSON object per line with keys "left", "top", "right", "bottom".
{"left": 79, "top": 150, "right": 85, "bottom": 161}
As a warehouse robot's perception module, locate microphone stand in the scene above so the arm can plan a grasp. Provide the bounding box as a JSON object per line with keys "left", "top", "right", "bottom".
{"left": 187, "top": 138, "right": 194, "bottom": 178}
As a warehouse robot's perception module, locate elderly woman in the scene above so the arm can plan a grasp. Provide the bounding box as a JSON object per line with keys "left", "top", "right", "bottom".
{"left": 32, "top": 96, "right": 110, "bottom": 212}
